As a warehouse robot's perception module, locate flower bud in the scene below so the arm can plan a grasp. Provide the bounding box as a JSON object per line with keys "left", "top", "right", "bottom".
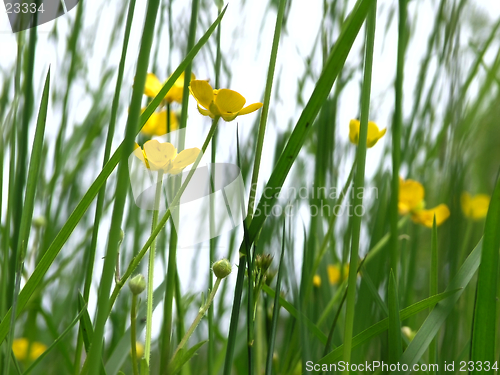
{"left": 213, "top": 259, "right": 232, "bottom": 279}
{"left": 128, "top": 274, "right": 146, "bottom": 295}
{"left": 32, "top": 216, "right": 47, "bottom": 228}
{"left": 256, "top": 254, "right": 273, "bottom": 272}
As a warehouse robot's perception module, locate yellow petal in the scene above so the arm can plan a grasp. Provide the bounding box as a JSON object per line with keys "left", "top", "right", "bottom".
{"left": 327, "top": 264, "right": 341, "bottom": 285}
{"left": 214, "top": 89, "right": 246, "bottom": 115}
{"left": 197, "top": 104, "right": 214, "bottom": 118}
{"left": 172, "top": 147, "right": 201, "bottom": 171}
{"left": 462, "top": 192, "right": 490, "bottom": 220}
{"left": 29, "top": 342, "right": 47, "bottom": 361}
{"left": 366, "top": 121, "right": 385, "bottom": 148}
{"left": 313, "top": 275, "right": 321, "bottom": 288}
{"left": 412, "top": 204, "right": 450, "bottom": 228}
{"left": 133, "top": 144, "right": 148, "bottom": 168}
{"left": 189, "top": 80, "right": 214, "bottom": 110}
{"left": 143, "top": 140, "right": 177, "bottom": 171}
{"left": 399, "top": 178, "right": 425, "bottom": 214}
{"left": 12, "top": 338, "right": 29, "bottom": 361}
{"left": 144, "top": 73, "right": 163, "bottom": 98}
{"left": 349, "top": 119, "right": 360, "bottom": 145}
{"left": 141, "top": 111, "right": 178, "bottom": 136}
{"left": 238, "top": 102, "right": 263, "bottom": 116}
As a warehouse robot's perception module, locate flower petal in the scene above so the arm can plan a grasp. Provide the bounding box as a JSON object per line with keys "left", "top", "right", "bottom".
{"left": 238, "top": 102, "right": 263, "bottom": 116}
{"left": 172, "top": 147, "right": 201, "bottom": 171}
{"left": 144, "top": 73, "right": 163, "bottom": 98}
{"left": 366, "top": 121, "right": 385, "bottom": 148}
{"left": 399, "top": 178, "right": 425, "bottom": 214}
{"left": 143, "top": 140, "right": 177, "bottom": 171}
{"left": 141, "top": 111, "right": 179, "bottom": 136}
{"left": 189, "top": 80, "right": 214, "bottom": 110}
{"left": 412, "top": 204, "right": 450, "bottom": 228}
{"left": 349, "top": 119, "right": 360, "bottom": 145}
{"left": 197, "top": 104, "right": 214, "bottom": 118}
{"left": 214, "top": 89, "right": 246, "bottom": 115}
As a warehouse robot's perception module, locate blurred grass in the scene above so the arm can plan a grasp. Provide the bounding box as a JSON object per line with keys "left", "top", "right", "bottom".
{"left": 1, "top": 0, "right": 500, "bottom": 374}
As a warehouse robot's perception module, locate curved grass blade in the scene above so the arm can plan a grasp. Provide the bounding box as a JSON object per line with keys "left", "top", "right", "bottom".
{"left": 470, "top": 173, "right": 500, "bottom": 371}
{"left": 392, "top": 239, "right": 483, "bottom": 374}
{"left": 318, "top": 289, "right": 460, "bottom": 364}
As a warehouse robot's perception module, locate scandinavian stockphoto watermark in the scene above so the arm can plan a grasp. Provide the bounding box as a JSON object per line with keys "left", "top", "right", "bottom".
{"left": 2, "top": 0, "right": 78, "bottom": 33}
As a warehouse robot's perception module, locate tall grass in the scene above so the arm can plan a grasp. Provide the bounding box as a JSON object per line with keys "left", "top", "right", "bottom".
{"left": 1, "top": 0, "right": 500, "bottom": 374}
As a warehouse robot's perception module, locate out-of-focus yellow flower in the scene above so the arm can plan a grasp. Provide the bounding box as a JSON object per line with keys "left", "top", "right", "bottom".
{"left": 401, "top": 326, "right": 416, "bottom": 341}
{"left": 133, "top": 140, "right": 200, "bottom": 174}
{"left": 349, "top": 119, "right": 386, "bottom": 148}
{"left": 398, "top": 177, "right": 425, "bottom": 215}
{"left": 411, "top": 204, "right": 450, "bottom": 228}
{"left": 131, "top": 342, "right": 144, "bottom": 358}
{"left": 461, "top": 192, "right": 490, "bottom": 220}
{"left": 398, "top": 177, "right": 450, "bottom": 228}
{"left": 313, "top": 275, "right": 321, "bottom": 288}
{"left": 327, "top": 264, "right": 349, "bottom": 285}
{"left": 12, "top": 338, "right": 47, "bottom": 361}
{"left": 140, "top": 109, "right": 179, "bottom": 136}
{"left": 144, "top": 72, "right": 195, "bottom": 103}
{"left": 189, "top": 80, "right": 263, "bottom": 122}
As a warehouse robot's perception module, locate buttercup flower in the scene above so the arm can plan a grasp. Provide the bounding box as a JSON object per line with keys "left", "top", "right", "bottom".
{"left": 12, "top": 338, "right": 47, "bottom": 361}
{"left": 349, "top": 119, "right": 386, "bottom": 148}
{"left": 327, "top": 264, "right": 349, "bottom": 285}
{"left": 144, "top": 72, "right": 195, "bottom": 104}
{"left": 398, "top": 177, "right": 450, "bottom": 228}
{"left": 133, "top": 140, "right": 200, "bottom": 174}
{"left": 313, "top": 275, "right": 321, "bottom": 288}
{"left": 131, "top": 342, "right": 144, "bottom": 358}
{"left": 398, "top": 178, "right": 425, "bottom": 214}
{"left": 461, "top": 192, "right": 490, "bottom": 220}
{"left": 189, "top": 80, "right": 263, "bottom": 122}
{"left": 140, "top": 109, "right": 178, "bottom": 136}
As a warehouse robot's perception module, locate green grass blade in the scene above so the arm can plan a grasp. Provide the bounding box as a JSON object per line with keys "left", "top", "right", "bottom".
{"left": 318, "top": 289, "right": 460, "bottom": 364}
{"left": 470, "top": 174, "right": 500, "bottom": 371}
{"left": 388, "top": 270, "right": 403, "bottom": 363}
{"left": 393, "top": 239, "right": 483, "bottom": 373}
{"left": 264, "top": 219, "right": 286, "bottom": 375}
{"left": 429, "top": 217, "right": 438, "bottom": 374}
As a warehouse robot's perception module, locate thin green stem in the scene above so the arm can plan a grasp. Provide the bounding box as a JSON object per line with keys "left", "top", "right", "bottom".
{"left": 169, "top": 278, "right": 222, "bottom": 366}
{"left": 131, "top": 295, "right": 140, "bottom": 375}
{"left": 144, "top": 170, "right": 163, "bottom": 364}
{"left": 342, "top": 1, "right": 376, "bottom": 371}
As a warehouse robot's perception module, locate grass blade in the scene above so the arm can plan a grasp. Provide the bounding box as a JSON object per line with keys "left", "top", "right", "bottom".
{"left": 388, "top": 270, "right": 402, "bottom": 363}
{"left": 470, "top": 173, "right": 500, "bottom": 371}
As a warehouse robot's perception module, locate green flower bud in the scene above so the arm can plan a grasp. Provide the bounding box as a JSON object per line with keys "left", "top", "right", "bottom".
{"left": 128, "top": 274, "right": 146, "bottom": 295}
{"left": 212, "top": 259, "right": 232, "bottom": 279}
{"left": 255, "top": 254, "right": 273, "bottom": 272}
{"left": 32, "top": 216, "right": 47, "bottom": 228}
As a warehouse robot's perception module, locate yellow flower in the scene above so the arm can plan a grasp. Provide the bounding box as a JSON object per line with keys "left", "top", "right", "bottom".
{"left": 131, "top": 342, "right": 144, "bottom": 358}
{"left": 140, "top": 109, "right": 179, "bottom": 136}
{"left": 398, "top": 177, "right": 450, "bottom": 228}
{"left": 461, "top": 192, "right": 490, "bottom": 220}
{"left": 313, "top": 275, "right": 321, "bottom": 288}
{"left": 189, "top": 80, "right": 263, "bottom": 122}
{"left": 133, "top": 140, "right": 200, "bottom": 174}
{"left": 398, "top": 177, "right": 425, "bottom": 215}
{"left": 327, "top": 264, "right": 349, "bottom": 285}
{"left": 144, "top": 72, "right": 195, "bottom": 104}
{"left": 411, "top": 204, "right": 450, "bottom": 228}
{"left": 12, "top": 338, "right": 47, "bottom": 361}
{"left": 349, "top": 119, "right": 387, "bottom": 148}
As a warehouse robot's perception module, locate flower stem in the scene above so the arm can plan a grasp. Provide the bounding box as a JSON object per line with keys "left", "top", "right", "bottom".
{"left": 130, "top": 294, "right": 139, "bottom": 375}
{"left": 169, "top": 278, "right": 222, "bottom": 366}
{"left": 144, "top": 169, "right": 163, "bottom": 364}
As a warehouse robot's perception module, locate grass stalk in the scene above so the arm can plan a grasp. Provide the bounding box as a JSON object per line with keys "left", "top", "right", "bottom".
{"left": 341, "top": 0, "right": 376, "bottom": 369}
